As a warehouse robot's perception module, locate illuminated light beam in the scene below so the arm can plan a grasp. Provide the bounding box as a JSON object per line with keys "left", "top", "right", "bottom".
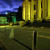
{"left": 38, "top": 35, "right": 50, "bottom": 39}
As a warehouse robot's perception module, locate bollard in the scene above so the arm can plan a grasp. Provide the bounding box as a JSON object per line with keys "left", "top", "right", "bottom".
{"left": 32, "top": 31, "right": 38, "bottom": 50}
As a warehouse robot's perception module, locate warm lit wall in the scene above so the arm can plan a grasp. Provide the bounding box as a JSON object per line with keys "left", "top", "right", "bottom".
{"left": 48, "top": 0, "right": 50, "bottom": 17}
{"left": 22, "top": 0, "right": 50, "bottom": 21}
{"left": 28, "top": 4, "right": 30, "bottom": 20}
{"left": 22, "top": 5, "right": 25, "bottom": 20}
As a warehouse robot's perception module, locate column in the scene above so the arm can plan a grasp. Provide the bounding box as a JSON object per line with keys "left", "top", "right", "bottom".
{"left": 25, "top": 1, "right": 28, "bottom": 21}
{"left": 42, "top": 0, "right": 48, "bottom": 19}
{"left": 36, "top": 0, "right": 42, "bottom": 21}
{"left": 28, "top": 4, "right": 30, "bottom": 20}
{"left": 47, "top": 0, "right": 50, "bottom": 19}
{"left": 30, "top": 0, "right": 34, "bottom": 23}
{"left": 22, "top": 5, "right": 25, "bottom": 20}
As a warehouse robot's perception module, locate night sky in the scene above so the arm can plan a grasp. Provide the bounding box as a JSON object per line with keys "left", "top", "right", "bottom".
{"left": 0, "top": 0, "right": 23, "bottom": 14}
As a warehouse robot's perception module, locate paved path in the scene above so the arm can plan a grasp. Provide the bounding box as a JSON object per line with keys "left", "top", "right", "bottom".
{"left": 0, "top": 25, "right": 50, "bottom": 50}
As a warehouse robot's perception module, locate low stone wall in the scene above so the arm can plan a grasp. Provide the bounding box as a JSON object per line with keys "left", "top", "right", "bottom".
{"left": 19, "top": 21, "right": 27, "bottom": 26}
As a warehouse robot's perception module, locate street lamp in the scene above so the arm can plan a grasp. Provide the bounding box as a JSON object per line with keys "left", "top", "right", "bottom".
{"left": 6, "top": 12, "right": 8, "bottom": 15}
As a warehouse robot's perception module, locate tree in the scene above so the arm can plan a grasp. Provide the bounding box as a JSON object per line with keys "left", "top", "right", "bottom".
{"left": 17, "top": 6, "right": 23, "bottom": 21}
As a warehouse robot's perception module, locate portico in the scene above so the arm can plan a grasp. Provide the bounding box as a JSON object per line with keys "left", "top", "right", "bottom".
{"left": 22, "top": 0, "right": 50, "bottom": 22}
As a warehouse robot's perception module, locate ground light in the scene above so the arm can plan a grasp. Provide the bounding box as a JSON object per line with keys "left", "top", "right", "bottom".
{"left": 9, "top": 27, "right": 14, "bottom": 39}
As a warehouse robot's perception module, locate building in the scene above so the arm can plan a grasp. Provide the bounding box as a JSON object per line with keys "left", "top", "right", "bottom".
{"left": 22, "top": 0, "right": 50, "bottom": 23}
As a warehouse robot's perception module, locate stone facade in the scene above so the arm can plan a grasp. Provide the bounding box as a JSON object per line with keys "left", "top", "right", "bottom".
{"left": 22, "top": 0, "right": 50, "bottom": 22}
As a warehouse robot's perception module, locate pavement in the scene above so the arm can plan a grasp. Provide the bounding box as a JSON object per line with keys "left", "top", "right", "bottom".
{"left": 0, "top": 25, "right": 50, "bottom": 50}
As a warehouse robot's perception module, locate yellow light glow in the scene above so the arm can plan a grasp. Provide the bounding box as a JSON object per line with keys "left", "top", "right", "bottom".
{"left": 23, "top": 5, "right": 25, "bottom": 20}
{"left": 28, "top": 5, "right": 30, "bottom": 20}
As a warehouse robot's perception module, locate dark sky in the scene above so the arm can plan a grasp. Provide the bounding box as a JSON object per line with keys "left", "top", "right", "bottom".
{"left": 0, "top": 0, "right": 23, "bottom": 14}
